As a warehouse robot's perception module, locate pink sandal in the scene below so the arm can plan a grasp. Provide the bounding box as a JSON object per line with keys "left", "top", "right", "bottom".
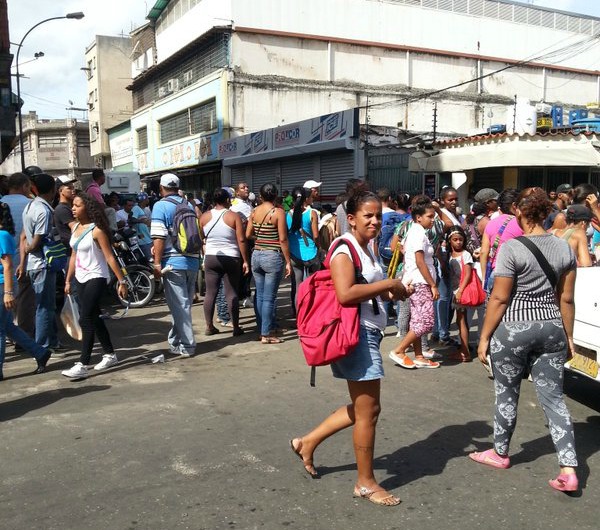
{"left": 549, "top": 473, "right": 578, "bottom": 492}
{"left": 469, "top": 448, "right": 510, "bottom": 469}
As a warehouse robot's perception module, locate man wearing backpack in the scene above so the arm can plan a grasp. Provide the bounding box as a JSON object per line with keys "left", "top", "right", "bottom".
{"left": 151, "top": 173, "right": 201, "bottom": 357}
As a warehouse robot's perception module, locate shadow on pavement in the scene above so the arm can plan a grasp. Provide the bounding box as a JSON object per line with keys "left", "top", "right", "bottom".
{"left": 315, "top": 421, "right": 493, "bottom": 488}
{"left": 511, "top": 416, "right": 600, "bottom": 490}
{"left": 0, "top": 385, "right": 111, "bottom": 422}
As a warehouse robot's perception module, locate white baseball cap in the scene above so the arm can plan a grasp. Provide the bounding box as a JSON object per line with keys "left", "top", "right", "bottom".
{"left": 160, "top": 173, "right": 180, "bottom": 189}
{"left": 303, "top": 180, "right": 322, "bottom": 189}
{"left": 56, "top": 174, "right": 77, "bottom": 186}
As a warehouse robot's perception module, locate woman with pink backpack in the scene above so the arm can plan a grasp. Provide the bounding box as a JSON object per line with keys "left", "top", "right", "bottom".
{"left": 290, "top": 191, "right": 409, "bottom": 507}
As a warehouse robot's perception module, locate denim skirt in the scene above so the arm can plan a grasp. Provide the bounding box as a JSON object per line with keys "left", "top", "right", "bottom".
{"left": 330, "top": 326, "right": 384, "bottom": 381}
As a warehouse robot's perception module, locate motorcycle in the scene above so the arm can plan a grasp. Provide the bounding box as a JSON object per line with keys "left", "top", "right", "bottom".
{"left": 110, "top": 228, "right": 156, "bottom": 308}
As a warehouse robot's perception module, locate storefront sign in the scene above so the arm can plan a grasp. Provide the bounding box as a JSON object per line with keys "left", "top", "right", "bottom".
{"left": 110, "top": 132, "right": 133, "bottom": 167}
{"left": 218, "top": 108, "right": 358, "bottom": 160}
{"left": 155, "top": 133, "right": 219, "bottom": 170}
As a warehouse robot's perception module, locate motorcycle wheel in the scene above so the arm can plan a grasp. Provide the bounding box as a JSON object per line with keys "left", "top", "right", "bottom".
{"left": 117, "top": 266, "right": 156, "bottom": 308}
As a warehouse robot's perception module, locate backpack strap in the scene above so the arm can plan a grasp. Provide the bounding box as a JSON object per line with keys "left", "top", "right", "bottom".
{"left": 324, "top": 237, "right": 380, "bottom": 315}
{"left": 514, "top": 236, "right": 558, "bottom": 289}
{"left": 489, "top": 215, "right": 513, "bottom": 260}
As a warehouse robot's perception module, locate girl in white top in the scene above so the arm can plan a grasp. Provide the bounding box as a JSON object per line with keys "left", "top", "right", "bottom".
{"left": 61, "top": 193, "right": 128, "bottom": 380}
{"left": 199, "top": 188, "right": 249, "bottom": 335}
{"left": 291, "top": 191, "right": 409, "bottom": 507}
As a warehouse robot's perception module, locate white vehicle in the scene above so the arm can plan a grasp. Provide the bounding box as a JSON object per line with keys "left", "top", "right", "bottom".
{"left": 568, "top": 267, "right": 600, "bottom": 381}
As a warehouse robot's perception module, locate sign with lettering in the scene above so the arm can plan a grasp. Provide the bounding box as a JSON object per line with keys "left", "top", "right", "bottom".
{"left": 218, "top": 108, "right": 358, "bottom": 160}
{"left": 154, "top": 133, "right": 219, "bottom": 170}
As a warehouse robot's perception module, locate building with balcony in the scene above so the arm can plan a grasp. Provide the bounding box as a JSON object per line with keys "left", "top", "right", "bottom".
{"left": 0, "top": 111, "right": 94, "bottom": 177}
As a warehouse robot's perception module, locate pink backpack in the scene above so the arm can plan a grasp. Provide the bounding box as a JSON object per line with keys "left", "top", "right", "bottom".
{"left": 296, "top": 237, "right": 363, "bottom": 386}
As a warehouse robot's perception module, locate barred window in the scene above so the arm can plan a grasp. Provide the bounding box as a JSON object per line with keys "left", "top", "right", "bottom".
{"left": 137, "top": 127, "right": 148, "bottom": 150}
{"left": 159, "top": 99, "right": 216, "bottom": 144}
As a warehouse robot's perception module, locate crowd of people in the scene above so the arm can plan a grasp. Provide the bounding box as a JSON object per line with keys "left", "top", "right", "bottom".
{"left": 0, "top": 167, "right": 596, "bottom": 501}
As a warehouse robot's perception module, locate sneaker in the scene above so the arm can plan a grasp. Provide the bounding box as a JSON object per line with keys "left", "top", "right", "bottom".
{"left": 94, "top": 353, "right": 118, "bottom": 371}
{"left": 413, "top": 358, "right": 441, "bottom": 369}
{"left": 439, "top": 337, "right": 459, "bottom": 348}
{"left": 221, "top": 321, "right": 233, "bottom": 328}
{"left": 169, "top": 344, "right": 191, "bottom": 358}
{"left": 422, "top": 349, "right": 443, "bottom": 360}
{"left": 395, "top": 331, "right": 402, "bottom": 337}
{"left": 389, "top": 351, "right": 416, "bottom": 369}
{"left": 61, "top": 362, "right": 88, "bottom": 379}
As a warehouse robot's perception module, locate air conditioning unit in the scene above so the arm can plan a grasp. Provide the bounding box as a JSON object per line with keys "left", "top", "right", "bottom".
{"left": 158, "top": 86, "right": 168, "bottom": 97}
{"left": 183, "top": 70, "right": 193, "bottom": 85}
{"left": 167, "top": 78, "right": 180, "bottom": 92}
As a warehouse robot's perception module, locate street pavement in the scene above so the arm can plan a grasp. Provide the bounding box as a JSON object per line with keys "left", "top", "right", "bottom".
{"left": 1, "top": 284, "right": 599, "bottom": 530}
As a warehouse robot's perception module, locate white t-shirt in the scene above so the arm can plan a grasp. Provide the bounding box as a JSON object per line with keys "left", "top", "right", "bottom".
{"left": 329, "top": 233, "right": 387, "bottom": 331}
{"left": 70, "top": 224, "right": 109, "bottom": 283}
{"left": 402, "top": 223, "right": 437, "bottom": 286}
{"left": 116, "top": 209, "right": 130, "bottom": 229}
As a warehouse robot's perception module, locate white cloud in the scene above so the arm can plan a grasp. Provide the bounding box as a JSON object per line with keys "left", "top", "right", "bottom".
{"left": 8, "top": 0, "right": 148, "bottom": 118}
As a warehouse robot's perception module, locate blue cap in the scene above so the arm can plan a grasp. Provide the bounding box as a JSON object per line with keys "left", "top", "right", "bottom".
{"left": 137, "top": 192, "right": 148, "bottom": 201}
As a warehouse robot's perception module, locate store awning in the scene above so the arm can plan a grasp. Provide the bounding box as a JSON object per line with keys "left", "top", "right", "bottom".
{"left": 409, "top": 132, "right": 600, "bottom": 172}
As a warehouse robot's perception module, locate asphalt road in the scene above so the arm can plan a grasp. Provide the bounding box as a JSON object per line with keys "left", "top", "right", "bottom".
{"left": 1, "top": 286, "right": 599, "bottom": 530}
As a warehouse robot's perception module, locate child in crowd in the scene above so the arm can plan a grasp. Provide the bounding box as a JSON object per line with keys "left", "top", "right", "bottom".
{"left": 446, "top": 226, "right": 473, "bottom": 362}
{"left": 389, "top": 197, "right": 440, "bottom": 369}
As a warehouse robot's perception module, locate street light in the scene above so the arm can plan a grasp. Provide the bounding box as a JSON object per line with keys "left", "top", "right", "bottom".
{"left": 15, "top": 12, "right": 85, "bottom": 171}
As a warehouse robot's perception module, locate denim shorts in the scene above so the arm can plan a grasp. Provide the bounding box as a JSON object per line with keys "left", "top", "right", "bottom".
{"left": 330, "top": 326, "right": 384, "bottom": 381}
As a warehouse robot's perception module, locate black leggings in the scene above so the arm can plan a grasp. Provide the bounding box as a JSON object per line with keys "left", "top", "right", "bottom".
{"left": 203, "top": 255, "right": 242, "bottom": 328}
{"left": 78, "top": 277, "right": 114, "bottom": 365}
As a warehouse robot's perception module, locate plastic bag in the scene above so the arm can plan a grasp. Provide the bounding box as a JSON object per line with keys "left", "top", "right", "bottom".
{"left": 60, "top": 294, "right": 82, "bottom": 341}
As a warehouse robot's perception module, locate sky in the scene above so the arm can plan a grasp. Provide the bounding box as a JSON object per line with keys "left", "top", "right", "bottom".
{"left": 6, "top": 0, "right": 600, "bottom": 120}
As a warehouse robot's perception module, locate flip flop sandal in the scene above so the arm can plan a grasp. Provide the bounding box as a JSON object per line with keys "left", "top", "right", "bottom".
{"left": 262, "top": 336, "right": 283, "bottom": 344}
{"left": 469, "top": 448, "right": 510, "bottom": 469}
{"left": 353, "top": 485, "right": 401, "bottom": 506}
{"left": 289, "top": 438, "right": 318, "bottom": 478}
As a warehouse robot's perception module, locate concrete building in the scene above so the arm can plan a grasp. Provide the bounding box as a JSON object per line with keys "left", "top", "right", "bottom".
{"left": 84, "top": 35, "right": 134, "bottom": 170}
{"left": 128, "top": 0, "right": 600, "bottom": 196}
{"left": 0, "top": 0, "right": 16, "bottom": 164}
{"left": 0, "top": 111, "right": 94, "bottom": 177}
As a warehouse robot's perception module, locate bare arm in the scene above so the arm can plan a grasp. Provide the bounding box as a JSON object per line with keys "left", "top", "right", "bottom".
{"left": 558, "top": 268, "right": 576, "bottom": 357}
{"left": 310, "top": 210, "right": 319, "bottom": 246}
{"left": 330, "top": 253, "right": 406, "bottom": 305}
{"left": 477, "top": 275, "right": 513, "bottom": 364}
{"left": 64, "top": 251, "right": 77, "bottom": 294}
{"left": 1, "top": 254, "right": 16, "bottom": 310}
{"left": 17, "top": 230, "right": 27, "bottom": 279}
{"left": 455, "top": 262, "right": 472, "bottom": 303}
{"left": 275, "top": 209, "right": 292, "bottom": 278}
{"left": 575, "top": 232, "right": 592, "bottom": 267}
{"left": 94, "top": 228, "right": 128, "bottom": 299}
{"left": 232, "top": 212, "right": 250, "bottom": 274}
{"left": 479, "top": 232, "right": 491, "bottom": 286}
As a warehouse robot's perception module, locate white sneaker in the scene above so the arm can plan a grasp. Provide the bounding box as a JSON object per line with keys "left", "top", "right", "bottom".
{"left": 61, "top": 362, "right": 88, "bottom": 379}
{"left": 94, "top": 353, "right": 118, "bottom": 371}
{"left": 423, "top": 349, "right": 443, "bottom": 360}
{"left": 169, "top": 345, "right": 191, "bottom": 358}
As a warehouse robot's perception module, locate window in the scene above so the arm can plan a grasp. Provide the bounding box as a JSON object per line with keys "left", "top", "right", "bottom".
{"left": 94, "top": 89, "right": 98, "bottom": 102}
{"left": 88, "top": 91, "right": 94, "bottom": 110}
{"left": 137, "top": 127, "right": 148, "bottom": 150}
{"left": 38, "top": 133, "right": 65, "bottom": 149}
{"left": 87, "top": 60, "right": 93, "bottom": 79}
{"left": 159, "top": 99, "right": 216, "bottom": 144}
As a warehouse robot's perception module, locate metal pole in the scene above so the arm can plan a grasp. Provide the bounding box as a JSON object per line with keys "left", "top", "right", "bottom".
{"left": 15, "top": 13, "right": 85, "bottom": 171}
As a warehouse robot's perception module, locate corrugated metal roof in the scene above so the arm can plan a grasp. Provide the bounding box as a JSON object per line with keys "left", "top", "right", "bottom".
{"left": 147, "top": 0, "right": 169, "bottom": 21}
{"left": 435, "top": 130, "right": 598, "bottom": 146}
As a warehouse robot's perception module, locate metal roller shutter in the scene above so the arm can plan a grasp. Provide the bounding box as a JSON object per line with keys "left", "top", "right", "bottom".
{"left": 319, "top": 152, "right": 355, "bottom": 197}
{"left": 231, "top": 167, "right": 246, "bottom": 188}
{"left": 251, "top": 162, "right": 279, "bottom": 196}
{"left": 281, "top": 157, "right": 315, "bottom": 192}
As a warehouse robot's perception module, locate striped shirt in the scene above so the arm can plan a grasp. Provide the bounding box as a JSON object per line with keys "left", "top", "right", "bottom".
{"left": 253, "top": 211, "right": 281, "bottom": 251}
{"left": 494, "top": 234, "right": 576, "bottom": 322}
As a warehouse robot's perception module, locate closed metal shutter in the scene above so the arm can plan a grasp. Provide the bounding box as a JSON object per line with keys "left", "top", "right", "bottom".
{"left": 319, "top": 152, "right": 355, "bottom": 197}
{"left": 231, "top": 167, "right": 246, "bottom": 188}
{"left": 473, "top": 168, "right": 504, "bottom": 193}
{"left": 251, "top": 162, "right": 279, "bottom": 195}
{"left": 281, "top": 157, "right": 314, "bottom": 192}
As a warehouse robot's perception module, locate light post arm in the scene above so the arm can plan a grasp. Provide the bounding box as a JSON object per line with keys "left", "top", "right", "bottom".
{"left": 15, "top": 13, "right": 85, "bottom": 171}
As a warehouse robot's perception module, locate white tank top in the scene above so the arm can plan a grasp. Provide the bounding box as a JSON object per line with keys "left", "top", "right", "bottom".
{"left": 204, "top": 209, "right": 240, "bottom": 258}
{"left": 70, "top": 223, "right": 110, "bottom": 283}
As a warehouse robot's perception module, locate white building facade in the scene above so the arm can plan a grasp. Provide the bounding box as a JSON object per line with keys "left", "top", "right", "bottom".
{"left": 129, "top": 0, "right": 600, "bottom": 196}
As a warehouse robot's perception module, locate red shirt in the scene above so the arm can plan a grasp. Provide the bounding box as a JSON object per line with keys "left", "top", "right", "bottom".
{"left": 86, "top": 181, "right": 105, "bottom": 206}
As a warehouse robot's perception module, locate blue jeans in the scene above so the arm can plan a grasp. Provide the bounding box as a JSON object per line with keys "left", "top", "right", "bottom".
{"left": 216, "top": 279, "right": 230, "bottom": 323}
{"left": 434, "top": 273, "right": 452, "bottom": 341}
{"left": 28, "top": 268, "right": 58, "bottom": 349}
{"left": 0, "top": 285, "right": 47, "bottom": 371}
{"left": 252, "top": 250, "right": 284, "bottom": 336}
{"left": 163, "top": 269, "right": 197, "bottom": 354}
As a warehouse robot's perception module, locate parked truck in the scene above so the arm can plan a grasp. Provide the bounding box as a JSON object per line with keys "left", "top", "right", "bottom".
{"left": 567, "top": 267, "right": 600, "bottom": 382}
{"left": 79, "top": 171, "right": 141, "bottom": 197}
